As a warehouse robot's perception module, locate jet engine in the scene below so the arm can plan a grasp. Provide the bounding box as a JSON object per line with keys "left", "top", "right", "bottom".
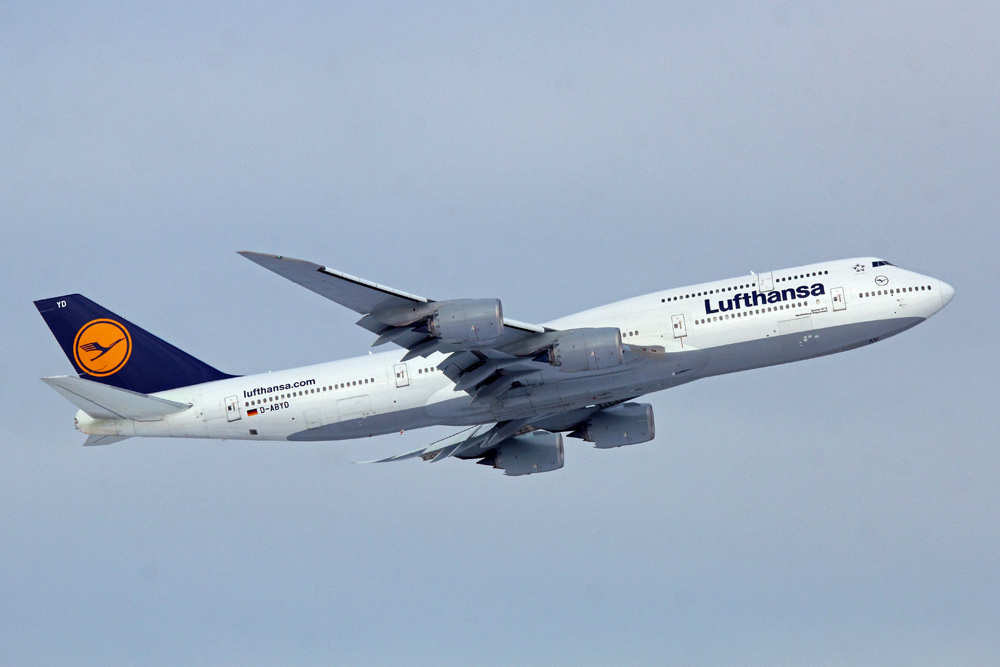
{"left": 578, "top": 402, "right": 655, "bottom": 448}
{"left": 480, "top": 431, "right": 565, "bottom": 476}
{"left": 427, "top": 298, "right": 504, "bottom": 343}
{"left": 543, "top": 327, "right": 623, "bottom": 372}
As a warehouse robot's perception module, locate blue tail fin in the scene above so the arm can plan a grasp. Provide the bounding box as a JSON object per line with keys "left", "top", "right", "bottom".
{"left": 34, "top": 294, "right": 235, "bottom": 394}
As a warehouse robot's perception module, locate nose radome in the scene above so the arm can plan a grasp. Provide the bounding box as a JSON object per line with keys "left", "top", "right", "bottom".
{"left": 939, "top": 280, "right": 955, "bottom": 307}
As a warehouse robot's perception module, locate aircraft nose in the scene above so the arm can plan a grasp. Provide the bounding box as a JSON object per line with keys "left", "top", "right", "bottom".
{"left": 939, "top": 280, "right": 955, "bottom": 308}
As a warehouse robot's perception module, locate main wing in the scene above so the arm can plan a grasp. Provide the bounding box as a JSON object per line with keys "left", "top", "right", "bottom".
{"left": 239, "top": 252, "right": 547, "bottom": 357}
{"left": 239, "top": 252, "right": 432, "bottom": 317}
{"left": 239, "top": 252, "right": 568, "bottom": 399}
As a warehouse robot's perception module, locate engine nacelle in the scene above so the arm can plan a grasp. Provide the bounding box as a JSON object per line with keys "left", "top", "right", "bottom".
{"left": 488, "top": 431, "right": 565, "bottom": 476}
{"left": 582, "top": 403, "right": 655, "bottom": 448}
{"left": 548, "top": 327, "right": 623, "bottom": 372}
{"left": 427, "top": 298, "right": 504, "bottom": 343}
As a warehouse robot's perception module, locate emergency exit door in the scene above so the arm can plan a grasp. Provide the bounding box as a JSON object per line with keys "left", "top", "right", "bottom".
{"left": 225, "top": 395, "right": 241, "bottom": 422}
{"left": 671, "top": 314, "right": 688, "bottom": 338}
{"left": 831, "top": 287, "right": 847, "bottom": 311}
{"left": 394, "top": 363, "right": 410, "bottom": 387}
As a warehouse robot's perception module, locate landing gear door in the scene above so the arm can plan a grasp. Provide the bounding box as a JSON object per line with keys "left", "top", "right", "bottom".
{"left": 225, "top": 395, "right": 241, "bottom": 422}
{"left": 832, "top": 287, "right": 847, "bottom": 311}
{"left": 671, "top": 314, "right": 687, "bottom": 339}
{"left": 757, "top": 272, "right": 774, "bottom": 292}
{"left": 394, "top": 363, "right": 410, "bottom": 387}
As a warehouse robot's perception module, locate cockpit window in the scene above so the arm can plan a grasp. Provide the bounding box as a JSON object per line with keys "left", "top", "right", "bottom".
{"left": 872, "top": 260, "right": 895, "bottom": 267}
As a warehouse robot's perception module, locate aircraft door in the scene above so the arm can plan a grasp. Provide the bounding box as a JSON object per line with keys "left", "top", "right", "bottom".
{"left": 225, "top": 395, "right": 241, "bottom": 422}
{"left": 671, "top": 314, "right": 688, "bottom": 338}
{"left": 304, "top": 408, "right": 324, "bottom": 430}
{"left": 394, "top": 363, "right": 410, "bottom": 387}
{"left": 832, "top": 287, "right": 847, "bottom": 311}
{"left": 338, "top": 395, "right": 372, "bottom": 421}
{"left": 757, "top": 272, "right": 774, "bottom": 292}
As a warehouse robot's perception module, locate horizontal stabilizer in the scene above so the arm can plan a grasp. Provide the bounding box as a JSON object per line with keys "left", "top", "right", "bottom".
{"left": 42, "top": 376, "right": 191, "bottom": 421}
{"left": 84, "top": 434, "right": 132, "bottom": 446}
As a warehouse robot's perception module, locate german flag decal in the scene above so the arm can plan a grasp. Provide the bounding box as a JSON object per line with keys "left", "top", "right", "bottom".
{"left": 247, "top": 408, "right": 258, "bottom": 416}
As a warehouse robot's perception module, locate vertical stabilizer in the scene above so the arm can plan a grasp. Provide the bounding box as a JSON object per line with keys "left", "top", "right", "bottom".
{"left": 35, "top": 294, "right": 234, "bottom": 394}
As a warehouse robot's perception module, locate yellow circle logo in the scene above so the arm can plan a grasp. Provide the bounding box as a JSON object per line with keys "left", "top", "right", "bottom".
{"left": 73, "top": 319, "right": 132, "bottom": 377}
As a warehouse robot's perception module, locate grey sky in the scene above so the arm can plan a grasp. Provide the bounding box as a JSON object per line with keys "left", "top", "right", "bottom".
{"left": 2, "top": 2, "right": 998, "bottom": 664}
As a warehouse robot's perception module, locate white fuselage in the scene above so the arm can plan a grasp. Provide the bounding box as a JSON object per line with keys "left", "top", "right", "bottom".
{"left": 75, "top": 258, "right": 954, "bottom": 442}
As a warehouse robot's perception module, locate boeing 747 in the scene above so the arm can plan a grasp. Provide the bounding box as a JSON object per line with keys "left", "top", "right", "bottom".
{"left": 35, "top": 253, "right": 954, "bottom": 475}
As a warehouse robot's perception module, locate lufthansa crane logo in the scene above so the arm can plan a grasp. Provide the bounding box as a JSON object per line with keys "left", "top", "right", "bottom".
{"left": 73, "top": 319, "right": 132, "bottom": 377}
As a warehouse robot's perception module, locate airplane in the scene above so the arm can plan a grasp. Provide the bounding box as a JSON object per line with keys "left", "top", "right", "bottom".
{"left": 35, "top": 253, "right": 954, "bottom": 476}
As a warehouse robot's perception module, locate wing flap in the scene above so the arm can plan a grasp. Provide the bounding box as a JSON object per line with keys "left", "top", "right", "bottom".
{"left": 358, "top": 416, "right": 564, "bottom": 467}
{"left": 84, "top": 434, "right": 133, "bottom": 446}
{"left": 355, "top": 425, "right": 488, "bottom": 465}
{"left": 354, "top": 447, "right": 428, "bottom": 464}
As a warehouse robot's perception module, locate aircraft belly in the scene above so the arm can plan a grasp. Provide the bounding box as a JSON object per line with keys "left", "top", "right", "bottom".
{"left": 698, "top": 316, "right": 924, "bottom": 377}
{"left": 288, "top": 407, "right": 426, "bottom": 441}
{"left": 287, "top": 395, "right": 481, "bottom": 442}
{"left": 168, "top": 416, "right": 210, "bottom": 438}
{"left": 283, "top": 317, "right": 924, "bottom": 442}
